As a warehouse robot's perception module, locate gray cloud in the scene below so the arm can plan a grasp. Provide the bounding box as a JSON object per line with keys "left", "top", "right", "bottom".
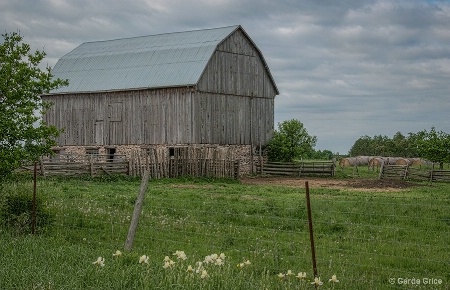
{"left": 2, "top": 0, "right": 449, "bottom": 153}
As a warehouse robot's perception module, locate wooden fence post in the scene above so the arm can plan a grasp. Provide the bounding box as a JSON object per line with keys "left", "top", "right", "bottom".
{"left": 124, "top": 170, "right": 150, "bottom": 251}
{"left": 39, "top": 158, "right": 45, "bottom": 176}
{"left": 234, "top": 160, "right": 240, "bottom": 179}
{"left": 305, "top": 181, "right": 318, "bottom": 283}
{"left": 89, "top": 156, "right": 94, "bottom": 177}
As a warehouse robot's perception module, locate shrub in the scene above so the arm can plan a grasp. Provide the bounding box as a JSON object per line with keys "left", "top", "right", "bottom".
{"left": 0, "top": 187, "right": 54, "bottom": 235}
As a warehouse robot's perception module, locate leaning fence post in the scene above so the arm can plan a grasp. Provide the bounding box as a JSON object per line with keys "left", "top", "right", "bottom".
{"left": 124, "top": 170, "right": 150, "bottom": 251}
{"left": 305, "top": 181, "right": 318, "bottom": 284}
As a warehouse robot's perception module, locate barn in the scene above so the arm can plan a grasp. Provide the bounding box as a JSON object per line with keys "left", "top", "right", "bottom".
{"left": 41, "top": 25, "right": 279, "bottom": 175}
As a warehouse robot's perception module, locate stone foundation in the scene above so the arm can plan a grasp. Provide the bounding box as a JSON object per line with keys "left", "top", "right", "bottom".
{"left": 51, "top": 144, "right": 267, "bottom": 176}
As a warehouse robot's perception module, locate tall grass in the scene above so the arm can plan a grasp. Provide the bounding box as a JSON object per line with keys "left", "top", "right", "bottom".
{"left": 0, "top": 173, "right": 449, "bottom": 289}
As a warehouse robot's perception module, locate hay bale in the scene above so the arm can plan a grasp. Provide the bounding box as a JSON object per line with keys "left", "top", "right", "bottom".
{"left": 395, "top": 158, "right": 411, "bottom": 166}
{"left": 339, "top": 158, "right": 351, "bottom": 167}
{"left": 339, "top": 156, "right": 377, "bottom": 167}
{"left": 369, "top": 157, "right": 384, "bottom": 167}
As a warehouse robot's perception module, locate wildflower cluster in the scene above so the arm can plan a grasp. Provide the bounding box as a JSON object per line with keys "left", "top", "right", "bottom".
{"left": 236, "top": 259, "right": 251, "bottom": 268}
{"left": 278, "top": 269, "right": 306, "bottom": 280}
{"left": 92, "top": 257, "right": 105, "bottom": 267}
{"left": 92, "top": 250, "right": 150, "bottom": 268}
{"left": 163, "top": 255, "right": 176, "bottom": 269}
{"left": 139, "top": 255, "right": 149, "bottom": 264}
{"left": 203, "top": 252, "right": 226, "bottom": 266}
{"left": 91, "top": 250, "right": 340, "bottom": 287}
{"left": 276, "top": 269, "right": 339, "bottom": 288}
{"left": 112, "top": 250, "right": 122, "bottom": 257}
{"left": 174, "top": 250, "right": 187, "bottom": 260}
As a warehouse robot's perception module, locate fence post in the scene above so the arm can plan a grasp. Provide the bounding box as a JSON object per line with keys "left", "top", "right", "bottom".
{"left": 89, "top": 156, "right": 94, "bottom": 177}
{"left": 124, "top": 170, "right": 150, "bottom": 251}
{"left": 378, "top": 161, "right": 384, "bottom": 179}
{"left": 32, "top": 161, "right": 37, "bottom": 235}
{"left": 305, "top": 181, "right": 318, "bottom": 282}
{"left": 39, "top": 158, "right": 45, "bottom": 176}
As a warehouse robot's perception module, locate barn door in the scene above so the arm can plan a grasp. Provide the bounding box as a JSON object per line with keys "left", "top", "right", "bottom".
{"left": 94, "top": 121, "right": 104, "bottom": 145}
{"left": 108, "top": 101, "right": 123, "bottom": 144}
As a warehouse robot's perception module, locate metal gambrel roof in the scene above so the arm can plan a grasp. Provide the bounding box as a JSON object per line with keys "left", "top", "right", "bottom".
{"left": 49, "top": 25, "right": 278, "bottom": 94}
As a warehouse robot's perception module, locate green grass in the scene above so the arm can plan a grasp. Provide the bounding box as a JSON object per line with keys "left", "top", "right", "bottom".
{"left": 0, "top": 173, "right": 449, "bottom": 289}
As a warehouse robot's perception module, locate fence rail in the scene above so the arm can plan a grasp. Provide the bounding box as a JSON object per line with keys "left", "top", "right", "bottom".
{"left": 20, "top": 154, "right": 239, "bottom": 179}
{"left": 380, "top": 164, "right": 450, "bottom": 182}
{"left": 261, "top": 161, "right": 335, "bottom": 176}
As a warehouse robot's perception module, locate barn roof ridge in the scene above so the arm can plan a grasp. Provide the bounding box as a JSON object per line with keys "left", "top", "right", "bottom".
{"left": 79, "top": 24, "right": 241, "bottom": 45}
{"left": 48, "top": 25, "right": 278, "bottom": 95}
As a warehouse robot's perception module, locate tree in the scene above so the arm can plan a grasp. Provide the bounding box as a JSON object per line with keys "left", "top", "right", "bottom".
{"left": 349, "top": 135, "right": 373, "bottom": 156}
{"left": 0, "top": 32, "right": 68, "bottom": 179}
{"left": 308, "top": 149, "right": 334, "bottom": 160}
{"left": 349, "top": 132, "right": 420, "bottom": 157}
{"left": 415, "top": 127, "right": 450, "bottom": 169}
{"left": 266, "top": 119, "right": 317, "bottom": 162}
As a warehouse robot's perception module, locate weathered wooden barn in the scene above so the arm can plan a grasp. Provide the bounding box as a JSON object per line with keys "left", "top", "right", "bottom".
{"left": 41, "top": 25, "right": 279, "bottom": 174}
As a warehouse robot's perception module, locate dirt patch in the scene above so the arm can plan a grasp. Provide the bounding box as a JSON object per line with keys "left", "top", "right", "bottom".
{"left": 240, "top": 176, "right": 420, "bottom": 192}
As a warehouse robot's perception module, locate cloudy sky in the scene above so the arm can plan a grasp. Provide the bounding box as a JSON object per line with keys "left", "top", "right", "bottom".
{"left": 2, "top": 0, "right": 449, "bottom": 154}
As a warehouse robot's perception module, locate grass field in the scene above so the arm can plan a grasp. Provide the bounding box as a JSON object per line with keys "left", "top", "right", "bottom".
{"left": 0, "top": 169, "right": 449, "bottom": 289}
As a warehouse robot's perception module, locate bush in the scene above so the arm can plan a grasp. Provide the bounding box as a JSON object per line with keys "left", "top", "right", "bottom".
{"left": 267, "top": 119, "right": 317, "bottom": 162}
{"left": 0, "top": 186, "right": 54, "bottom": 235}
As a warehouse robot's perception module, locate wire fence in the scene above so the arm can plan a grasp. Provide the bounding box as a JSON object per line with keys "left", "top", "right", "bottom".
{"left": 46, "top": 179, "right": 449, "bottom": 289}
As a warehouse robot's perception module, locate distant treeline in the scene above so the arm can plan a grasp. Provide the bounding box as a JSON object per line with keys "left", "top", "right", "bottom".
{"left": 349, "top": 131, "right": 424, "bottom": 157}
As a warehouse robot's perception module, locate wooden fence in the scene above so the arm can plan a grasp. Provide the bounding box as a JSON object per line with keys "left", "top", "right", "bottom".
{"left": 128, "top": 156, "right": 239, "bottom": 179}
{"left": 261, "top": 161, "right": 335, "bottom": 177}
{"left": 20, "top": 154, "right": 129, "bottom": 177}
{"left": 380, "top": 164, "right": 450, "bottom": 182}
{"left": 22, "top": 153, "right": 239, "bottom": 179}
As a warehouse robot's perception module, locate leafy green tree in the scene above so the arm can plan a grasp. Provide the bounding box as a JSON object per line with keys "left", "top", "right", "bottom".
{"left": 415, "top": 127, "right": 450, "bottom": 169}
{"left": 0, "top": 32, "right": 68, "bottom": 179}
{"left": 349, "top": 132, "right": 420, "bottom": 157}
{"left": 308, "top": 149, "right": 334, "bottom": 160}
{"left": 267, "top": 119, "right": 317, "bottom": 162}
{"left": 349, "top": 135, "right": 373, "bottom": 156}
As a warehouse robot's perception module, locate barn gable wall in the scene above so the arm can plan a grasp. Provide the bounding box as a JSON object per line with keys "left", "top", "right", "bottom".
{"left": 197, "top": 29, "right": 277, "bottom": 99}
{"left": 195, "top": 28, "right": 276, "bottom": 145}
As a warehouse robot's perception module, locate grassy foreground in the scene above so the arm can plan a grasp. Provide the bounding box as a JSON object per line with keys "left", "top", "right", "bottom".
{"left": 0, "top": 173, "right": 449, "bottom": 289}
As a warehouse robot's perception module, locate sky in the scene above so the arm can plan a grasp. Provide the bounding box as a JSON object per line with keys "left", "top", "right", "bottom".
{"left": 2, "top": 0, "right": 450, "bottom": 154}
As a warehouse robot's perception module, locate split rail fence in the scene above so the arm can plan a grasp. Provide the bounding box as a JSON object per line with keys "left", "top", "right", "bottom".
{"left": 380, "top": 164, "right": 450, "bottom": 182}
{"left": 261, "top": 161, "right": 336, "bottom": 177}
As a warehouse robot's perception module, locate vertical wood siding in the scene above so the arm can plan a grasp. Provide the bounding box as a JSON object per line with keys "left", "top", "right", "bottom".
{"left": 43, "top": 89, "right": 274, "bottom": 146}
{"left": 197, "top": 29, "right": 277, "bottom": 99}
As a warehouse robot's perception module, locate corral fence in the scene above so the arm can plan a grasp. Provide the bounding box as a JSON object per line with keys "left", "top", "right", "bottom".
{"left": 21, "top": 154, "right": 130, "bottom": 177}
{"left": 21, "top": 151, "right": 239, "bottom": 179}
{"left": 380, "top": 163, "right": 450, "bottom": 182}
{"left": 260, "top": 160, "right": 336, "bottom": 177}
{"left": 128, "top": 152, "right": 239, "bottom": 179}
